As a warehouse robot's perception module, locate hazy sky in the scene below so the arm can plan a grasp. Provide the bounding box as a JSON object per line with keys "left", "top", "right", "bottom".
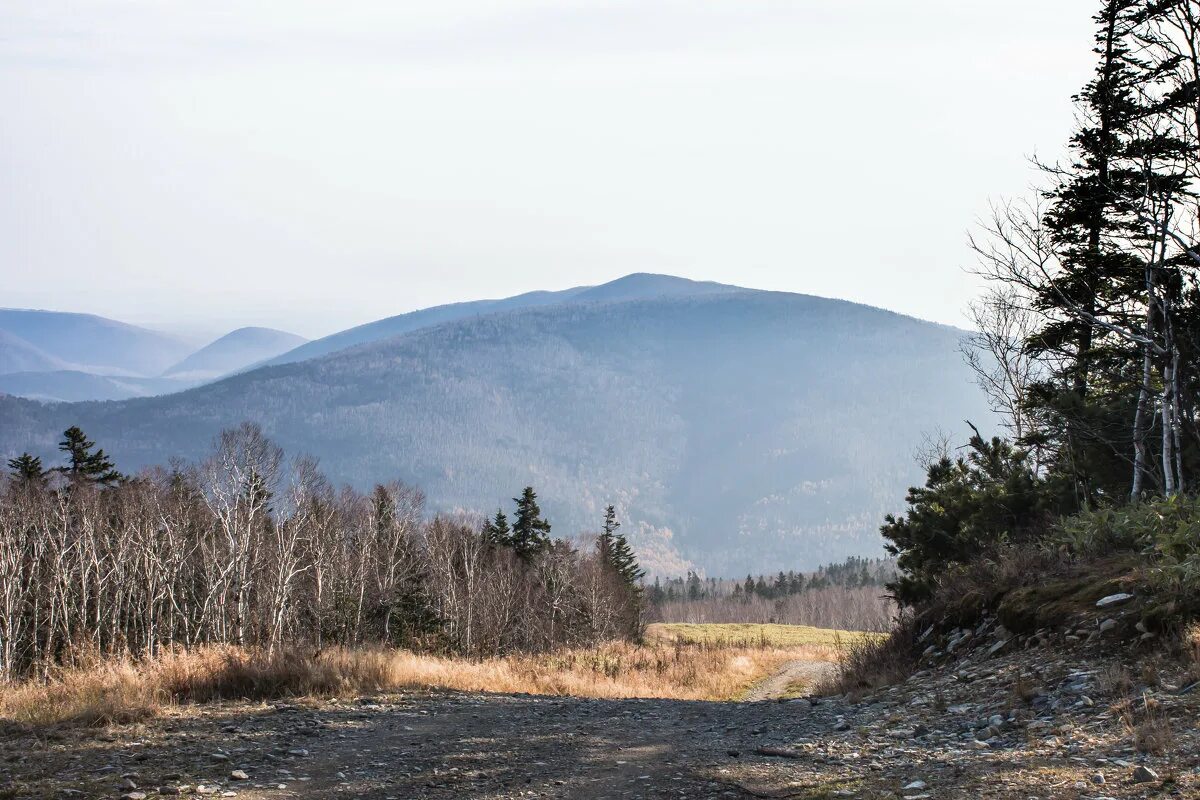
{"left": 2, "top": 1, "right": 1096, "bottom": 339}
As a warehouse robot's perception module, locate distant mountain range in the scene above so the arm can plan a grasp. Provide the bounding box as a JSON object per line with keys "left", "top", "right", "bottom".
{"left": 0, "top": 308, "right": 193, "bottom": 377}
{"left": 0, "top": 311, "right": 306, "bottom": 402}
{"left": 0, "top": 274, "right": 992, "bottom": 576}
{"left": 163, "top": 327, "right": 308, "bottom": 381}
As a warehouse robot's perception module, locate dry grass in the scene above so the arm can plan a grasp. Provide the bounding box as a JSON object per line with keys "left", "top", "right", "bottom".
{"left": 0, "top": 637, "right": 821, "bottom": 727}
{"left": 815, "top": 615, "right": 917, "bottom": 699}
{"left": 1115, "top": 693, "right": 1174, "bottom": 755}
{"left": 646, "top": 622, "right": 876, "bottom": 652}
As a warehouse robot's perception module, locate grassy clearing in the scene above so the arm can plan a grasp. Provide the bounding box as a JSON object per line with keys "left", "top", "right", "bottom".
{"left": 0, "top": 637, "right": 824, "bottom": 727}
{"left": 647, "top": 622, "right": 878, "bottom": 650}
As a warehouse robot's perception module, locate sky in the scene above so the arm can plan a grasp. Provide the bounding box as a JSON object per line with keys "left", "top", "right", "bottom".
{"left": 1, "top": 1, "right": 1098, "bottom": 340}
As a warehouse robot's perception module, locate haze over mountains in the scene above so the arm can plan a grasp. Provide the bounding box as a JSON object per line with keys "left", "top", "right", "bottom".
{"left": 163, "top": 327, "right": 308, "bottom": 381}
{"left": 0, "top": 274, "right": 992, "bottom": 575}
{"left": 0, "top": 311, "right": 306, "bottom": 402}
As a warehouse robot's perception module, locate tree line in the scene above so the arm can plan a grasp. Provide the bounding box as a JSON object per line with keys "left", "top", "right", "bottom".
{"left": 0, "top": 424, "right": 644, "bottom": 681}
{"left": 646, "top": 558, "right": 897, "bottom": 631}
{"left": 886, "top": 0, "right": 1200, "bottom": 604}
{"left": 646, "top": 556, "right": 894, "bottom": 604}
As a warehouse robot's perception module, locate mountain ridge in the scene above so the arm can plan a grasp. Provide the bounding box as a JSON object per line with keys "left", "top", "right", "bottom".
{"left": 0, "top": 281, "right": 989, "bottom": 576}
{"left": 162, "top": 326, "right": 308, "bottom": 380}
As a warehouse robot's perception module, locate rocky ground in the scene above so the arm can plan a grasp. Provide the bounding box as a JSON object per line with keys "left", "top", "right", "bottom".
{"left": 3, "top": 618, "right": 1197, "bottom": 800}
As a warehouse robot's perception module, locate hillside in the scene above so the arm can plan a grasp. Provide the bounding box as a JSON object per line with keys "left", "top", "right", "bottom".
{"left": 0, "top": 330, "right": 66, "bottom": 375}
{"left": 264, "top": 273, "right": 741, "bottom": 367}
{"left": 163, "top": 326, "right": 308, "bottom": 380}
{"left": 0, "top": 309, "right": 192, "bottom": 377}
{"left": 0, "top": 287, "right": 991, "bottom": 575}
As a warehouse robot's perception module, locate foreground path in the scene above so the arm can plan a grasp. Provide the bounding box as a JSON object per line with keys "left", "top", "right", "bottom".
{"left": 742, "top": 660, "right": 837, "bottom": 703}
{"left": 4, "top": 645, "right": 1199, "bottom": 799}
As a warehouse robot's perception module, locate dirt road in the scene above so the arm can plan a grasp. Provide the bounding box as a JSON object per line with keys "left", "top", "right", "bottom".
{"left": 741, "top": 660, "right": 837, "bottom": 703}
{"left": 4, "top": 647, "right": 1196, "bottom": 799}
{"left": 3, "top": 689, "right": 818, "bottom": 799}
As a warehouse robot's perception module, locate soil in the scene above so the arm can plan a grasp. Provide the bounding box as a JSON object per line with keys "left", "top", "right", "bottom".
{"left": 3, "top": 635, "right": 1198, "bottom": 800}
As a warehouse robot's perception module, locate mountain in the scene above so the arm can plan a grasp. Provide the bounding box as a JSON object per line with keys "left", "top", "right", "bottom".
{"left": 0, "top": 309, "right": 192, "bottom": 377}
{"left": 0, "top": 278, "right": 991, "bottom": 576}
{"left": 0, "top": 330, "right": 67, "bottom": 375}
{"left": 163, "top": 327, "right": 308, "bottom": 381}
{"left": 264, "top": 273, "right": 741, "bottom": 367}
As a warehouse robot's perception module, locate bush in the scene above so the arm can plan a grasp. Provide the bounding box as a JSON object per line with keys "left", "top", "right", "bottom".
{"left": 882, "top": 429, "right": 1059, "bottom": 605}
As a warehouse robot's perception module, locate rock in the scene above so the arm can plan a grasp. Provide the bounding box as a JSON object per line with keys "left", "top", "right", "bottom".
{"left": 118, "top": 778, "right": 138, "bottom": 790}
{"left": 121, "top": 794, "right": 147, "bottom": 800}
{"left": 1091, "top": 772, "right": 1106, "bottom": 785}
{"left": 1132, "top": 765, "right": 1159, "bottom": 783}
{"left": 1096, "top": 593, "right": 1133, "bottom": 608}
{"left": 903, "top": 780, "right": 928, "bottom": 790}
{"left": 1098, "top": 618, "right": 1118, "bottom": 634}
{"left": 195, "top": 786, "right": 218, "bottom": 796}
{"left": 229, "top": 770, "right": 249, "bottom": 781}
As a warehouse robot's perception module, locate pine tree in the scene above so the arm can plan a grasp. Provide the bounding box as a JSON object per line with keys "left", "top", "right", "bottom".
{"left": 597, "top": 504, "right": 619, "bottom": 565}
{"left": 598, "top": 507, "right": 644, "bottom": 588}
{"left": 56, "top": 426, "right": 122, "bottom": 485}
{"left": 608, "top": 532, "right": 644, "bottom": 588}
{"left": 510, "top": 486, "right": 551, "bottom": 561}
{"left": 7, "top": 453, "right": 46, "bottom": 488}
{"left": 1023, "top": 0, "right": 1164, "bottom": 499}
{"left": 483, "top": 508, "right": 512, "bottom": 548}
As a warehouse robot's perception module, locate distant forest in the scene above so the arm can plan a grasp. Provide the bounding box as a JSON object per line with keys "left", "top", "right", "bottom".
{"left": 647, "top": 556, "right": 896, "bottom": 632}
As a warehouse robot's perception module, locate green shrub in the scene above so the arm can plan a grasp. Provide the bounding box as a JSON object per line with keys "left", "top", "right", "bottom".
{"left": 1056, "top": 496, "right": 1200, "bottom": 606}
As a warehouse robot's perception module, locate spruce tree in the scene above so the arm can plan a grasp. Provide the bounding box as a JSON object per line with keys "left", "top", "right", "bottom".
{"left": 1024, "top": 0, "right": 1158, "bottom": 498}
{"left": 510, "top": 486, "right": 551, "bottom": 561}
{"left": 7, "top": 453, "right": 46, "bottom": 488}
{"left": 596, "top": 505, "right": 644, "bottom": 588}
{"left": 56, "top": 426, "right": 122, "bottom": 485}
{"left": 483, "top": 508, "right": 512, "bottom": 548}
{"left": 597, "top": 504, "right": 619, "bottom": 565}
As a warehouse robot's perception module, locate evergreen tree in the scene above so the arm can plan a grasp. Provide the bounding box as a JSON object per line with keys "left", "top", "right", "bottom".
{"left": 597, "top": 504, "right": 619, "bottom": 564}
{"left": 1033, "top": 0, "right": 1146, "bottom": 399}
{"left": 56, "top": 426, "right": 122, "bottom": 485}
{"left": 881, "top": 427, "right": 1057, "bottom": 605}
{"left": 1020, "top": 0, "right": 1195, "bottom": 499}
{"left": 483, "top": 508, "right": 512, "bottom": 548}
{"left": 7, "top": 453, "right": 47, "bottom": 488}
{"left": 510, "top": 486, "right": 551, "bottom": 561}
{"left": 608, "top": 530, "right": 644, "bottom": 589}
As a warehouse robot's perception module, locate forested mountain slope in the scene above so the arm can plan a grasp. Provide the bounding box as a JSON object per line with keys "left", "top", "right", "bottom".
{"left": 264, "top": 273, "right": 740, "bottom": 367}
{"left": 0, "top": 290, "right": 990, "bottom": 575}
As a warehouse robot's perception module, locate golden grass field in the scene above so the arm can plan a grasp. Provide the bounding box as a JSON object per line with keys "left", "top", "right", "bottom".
{"left": 646, "top": 622, "right": 878, "bottom": 649}
{"left": 0, "top": 623, "right": 866, "bottom": 726}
